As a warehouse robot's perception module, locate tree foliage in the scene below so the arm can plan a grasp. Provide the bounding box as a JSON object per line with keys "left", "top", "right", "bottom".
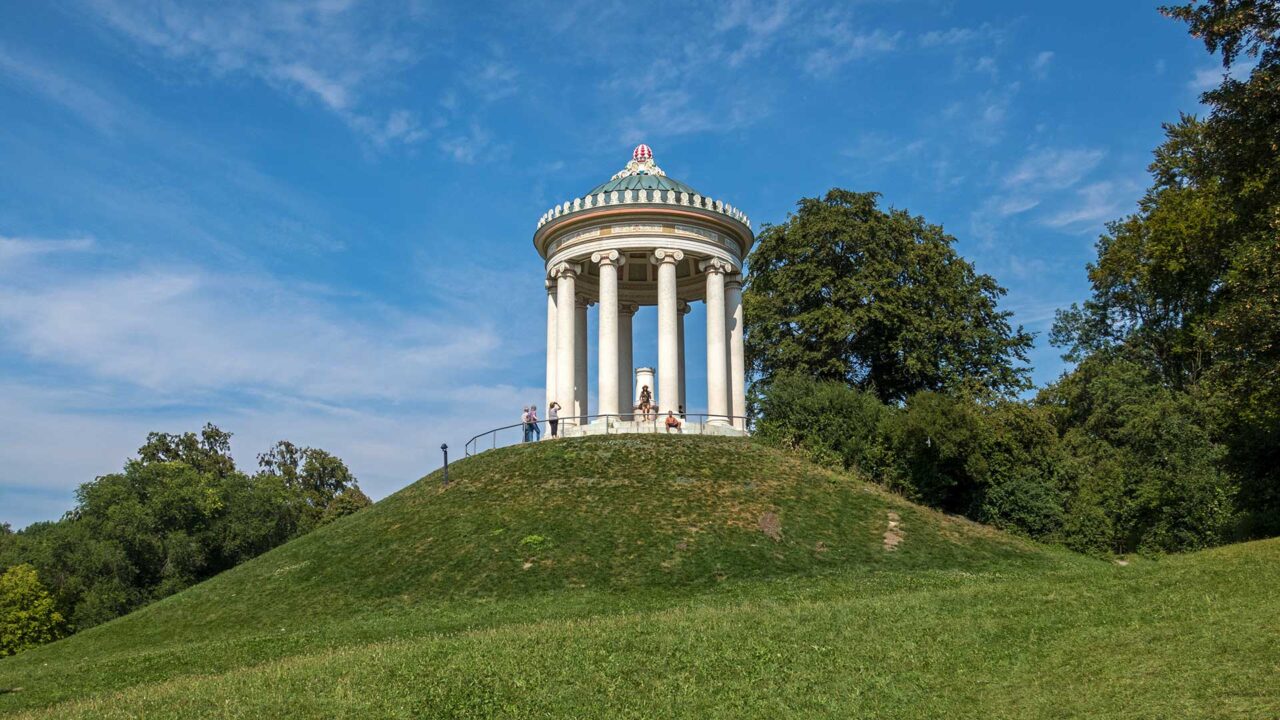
{"left": 1039, "top": 356, "right": 1237, "bottom": 553}
{"left": 879, "top": 393, "right": 1066, "bottom": 539}
{"left": 0, "top": 425, "right": 370, "bottom": 651}
{"left": 744, "top": 189, "right": 1034, "bottom": 403}
{"left": 0, "top": 564, "right": 66, "bottom": 657}
{"left": 1054, "top": 2, "right": 1280, "bottom": 535}
{"left": 752, "top": 373, "right": 886, "bottom": 471}
{"left": 258, "top": 441, "right": 370, "bottom": 533}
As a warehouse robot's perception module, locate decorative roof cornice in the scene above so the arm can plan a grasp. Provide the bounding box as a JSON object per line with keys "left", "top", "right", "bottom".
{"left": 536, "top": 187, "right": 752, "bottom": 232}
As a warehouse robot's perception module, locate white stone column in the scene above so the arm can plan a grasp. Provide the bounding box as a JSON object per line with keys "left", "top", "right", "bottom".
{"left": 575, "top": 295, "right": 589, "bottom": 424}
{"left": 619, "top": 302, "right": 637, "bottom": 420}
{"left": 545, "top": 280, "right": 557, "bottom": 416}
{"left": 593, "top": 251, "right": 622, "bottom": 418}
{"left": 726, "top": 274, "right": 747, "bottom": 430}
{"left": 677, "top": 301, "right": 690, "bottom": 415}
{"left": 552, "top": 262, "right": 578, "bottom": 428}
{"left": 702, "top": 258, "right": 732, "bottom": 423}
{"left": 652, "top": 249, "right": 684, "bottom": 414}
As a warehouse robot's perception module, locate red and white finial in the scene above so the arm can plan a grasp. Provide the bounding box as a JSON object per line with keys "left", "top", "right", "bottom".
{"left": 610, "top": 143, "right": 666, "bottom": 180}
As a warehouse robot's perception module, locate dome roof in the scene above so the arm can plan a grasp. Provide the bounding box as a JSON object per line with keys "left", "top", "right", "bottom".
{"left": 534, "top": 144, "right": 751, "bottom": 234}
{"left": 585, "top": 145, "right": 702, "bottom": 197}
{"left": 587, "top": 172, "right": 700, "bottom": 196}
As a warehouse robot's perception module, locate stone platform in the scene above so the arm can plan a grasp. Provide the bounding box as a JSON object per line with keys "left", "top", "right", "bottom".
{"left": 560, "top": 417, "right": 747, "bottom": 438}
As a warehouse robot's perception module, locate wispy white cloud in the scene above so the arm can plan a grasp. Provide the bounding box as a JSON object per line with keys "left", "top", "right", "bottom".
{"left": 943, "top": 82, "right": 1021, "bottom": 145}
{"left": 1003, "top": 147, "right": 1106, "bottom": 191}
{"left": 0, "top": 48, "right": 124, "bottom": 133}
{"left": 474, "top": 59, "right": 521, "bottom": 102}
{"left": 971, "top": 146, "right": 1108, "bottom": 240}
{"left": 1041, "top": 180, "right": 1138, "bottom": 231}
{"left": 83, "top": 0, "right": 429, "bottom": 149}
{"left": 0, "top": 234, "right": 545, "bottom": 525}
{"left": 0, "top": 235, "right": 95, "bottom": 264}
{"left": 0, "top": 255, "right": 500, "bottom": 402}
{"left": 1187, "top": 58, "right": 1257, "bottom": 92}
{"left": 1031, "top": 50, "right": 1054, "bottom": 79}
{"left": 714, "top": 0, "right": 795, "bottom": 67}
{"left": 841, "top": 134, "right": 927, "bottom": 166}
{"left": 973, "top": 56, "right": 998, "bottom": 77}
{"left": 1189, "top": 66, "right": 1224, "bottom": 91}
{"left": 918, "top": 23, "right": 1001, "bottom": 48}
{"left": 804, "top": 26, "right": 900, "bottom": 77}
{"left": 438, "top": 122, "right": 501, "bottom": 164}
{"left": 993, "top": 196, "right": 1041, "bottom": 217}
{"left": 0, "top": 377, "right": 542, "bottom": 528}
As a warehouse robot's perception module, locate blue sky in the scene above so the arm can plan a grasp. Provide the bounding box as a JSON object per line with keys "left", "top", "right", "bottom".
{"left": 0, "top": 0, "right": 1233, "bottom": 528}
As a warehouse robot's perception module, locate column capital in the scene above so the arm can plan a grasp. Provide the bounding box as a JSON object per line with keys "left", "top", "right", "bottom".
{"left": 575, "top": 294, "right": 594, "bottom": 309}
{"left": 549, "top": 261, "right": 580, "bottom": 279}
{"left": 699, "top": 257, "right": 734, "bottom": 275}
{"left": 724, "top": 273, "right": 744, "bottom": 291}
{"left": 650, "top": 248, "right": 685, "bottom": 265}
{"left": 677, "top": 300, "right": 692, "bottom": 315}
{"left": 591, "top": 249, "right": 625, "bottom": 266}
{"left": 619, "top": 301, "right": 640, "bottom": 316}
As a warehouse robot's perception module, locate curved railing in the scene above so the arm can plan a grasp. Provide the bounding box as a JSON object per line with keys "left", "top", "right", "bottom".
{"left": 464, "top": 413, "right": 751, "bottom": 457}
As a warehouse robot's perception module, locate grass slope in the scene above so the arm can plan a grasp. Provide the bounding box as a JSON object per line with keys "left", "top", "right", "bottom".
{"left": 2, "top": 436, "right": 1276, "bottom": 718}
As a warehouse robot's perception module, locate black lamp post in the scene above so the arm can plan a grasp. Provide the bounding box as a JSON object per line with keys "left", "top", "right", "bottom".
{"left": 440, "top": 443, "right": 449, "bottom": 486}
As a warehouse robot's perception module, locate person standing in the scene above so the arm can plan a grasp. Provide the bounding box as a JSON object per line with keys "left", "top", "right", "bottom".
{"left": 521, "top": 406, "right": 531, "bottom": 442}
{"left": 529, "top": 405, "right": 542, "bottom": 441}
{"left": 548, "top": 401, "right": 560, "bottom": 438}
{"left": 639, "top": 384, "right": 653, "bottom": 422}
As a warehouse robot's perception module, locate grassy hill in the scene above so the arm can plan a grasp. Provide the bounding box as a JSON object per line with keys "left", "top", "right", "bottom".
{"left": 1, "top": 435, "right": 1276, "bottom": 718}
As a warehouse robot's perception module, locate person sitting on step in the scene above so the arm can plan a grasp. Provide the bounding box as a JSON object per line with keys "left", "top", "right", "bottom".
{"left": 665, "top": 410, "right": 682, "bottom": 433}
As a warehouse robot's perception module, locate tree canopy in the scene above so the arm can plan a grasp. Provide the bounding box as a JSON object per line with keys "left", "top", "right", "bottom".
{"left": 1054, "top": 1, "right": 1280, "bottom": 535}
{"left": 0, "top": 425, "right": 372, "bottom": 647}
{"left": 744, "top": 189, "right": 1033, "bottom": 403}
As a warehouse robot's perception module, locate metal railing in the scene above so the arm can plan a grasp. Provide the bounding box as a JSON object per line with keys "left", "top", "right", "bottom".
{"left": 464, "top": 413, "right": 751, "bottom": 457}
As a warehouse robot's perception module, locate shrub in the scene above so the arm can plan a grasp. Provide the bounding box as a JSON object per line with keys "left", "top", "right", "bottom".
{"left": 879, "top": 393, "right": 1065, "bottom": 539}
{"left": 753, "top": 373, "right": 887, "bottom": 472}
{"left": 0, "top": 564, "right": 66, "bottom": 657}
{"left": 1040, "top": 356, "right": 1238, "bottom": 553}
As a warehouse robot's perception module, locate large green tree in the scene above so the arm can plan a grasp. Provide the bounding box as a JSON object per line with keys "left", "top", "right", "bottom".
{"left": 1165, "top": 0, "right": 1280, "bottom": 531}
{"left": 1054, "top": 2, "right": 1280, "bottom": 534}
{"left": 256, "top": 440, "right": 371, "bottom": 533}
{"left": 744, "top": 189, "right": 1033, "bottom": 403}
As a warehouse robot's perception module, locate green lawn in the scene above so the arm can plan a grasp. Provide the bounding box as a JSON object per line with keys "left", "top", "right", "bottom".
{"left": 1, "top": 436, "right": 1276, "bottom": 718}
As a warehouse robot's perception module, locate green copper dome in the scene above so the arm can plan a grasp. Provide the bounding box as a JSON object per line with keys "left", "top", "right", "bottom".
{"left": 587, "top": 172, "right": 700, "bottom": 196}
{"left": 585, "top": 144, "right": 702, "bottom": 197}
{"left": 535, "top": 144, "right": 752, "bottom": 233}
